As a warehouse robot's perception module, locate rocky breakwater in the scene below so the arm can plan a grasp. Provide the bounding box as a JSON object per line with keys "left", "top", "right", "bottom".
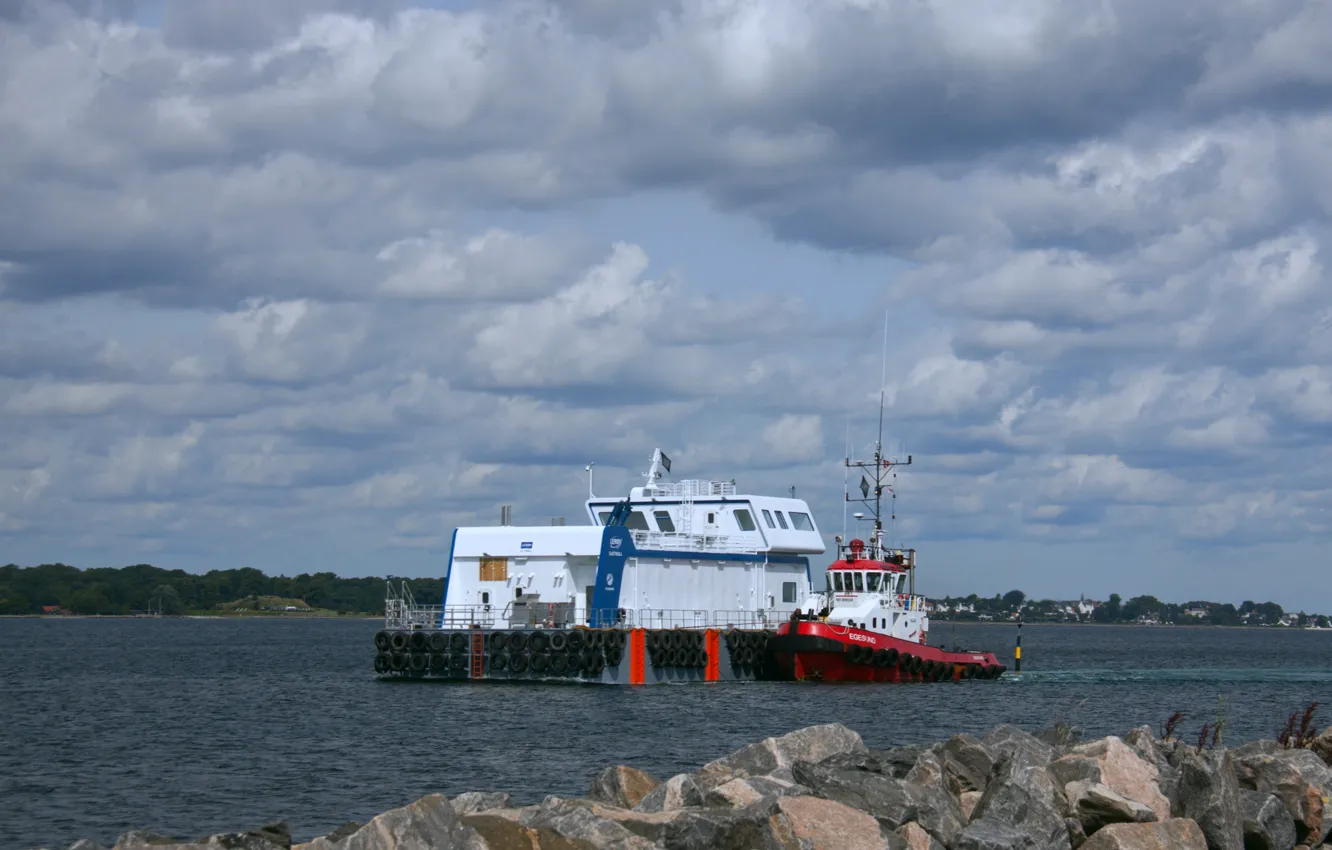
{"left": 53, "top": 723, "right": 1332, "bottom": 850}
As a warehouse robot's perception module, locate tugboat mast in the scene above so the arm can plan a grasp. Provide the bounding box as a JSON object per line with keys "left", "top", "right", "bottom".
{"left": 845, "top": 316, "right": 911, "bottom": 562}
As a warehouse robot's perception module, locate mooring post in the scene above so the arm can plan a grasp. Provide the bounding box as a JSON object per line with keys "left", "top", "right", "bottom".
{"left": 1014, "top": 613, "right": 1022, "bottom": 674}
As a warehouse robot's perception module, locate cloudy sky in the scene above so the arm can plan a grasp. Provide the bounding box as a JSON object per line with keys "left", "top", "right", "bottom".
{"left": 2, "top": 0, "right": 1331, "bottom": 610}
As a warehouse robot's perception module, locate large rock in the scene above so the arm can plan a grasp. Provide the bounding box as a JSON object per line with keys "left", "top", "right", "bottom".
{"left": 1078, "top": 819, "right": 1207, "bottom": 850}
{"left": 970, "top": 747, "right": 1071, "bottom": 850}
{"left": 632, "top": 774, "right": 704, "bottom": 813}
{"left": 704, "top": 775, "right": 805, "bottom": 809}
{"left": 68, "top": 842, "right": 106, "bottom": 850}
{"left": 1121, "top": 728, "right": 1181, "bottom": 812}
{"left": 116, "top": 824, "right": 292, "bottom": 850}
{"left": 516, "top": 798, "right": 657, "bottom": 850}
{"left": 896, "top": 821, "right": 945, "bottom": 850}
{"left": 954, "top": 818, "right": 1033, "bottom": 850}
{"left": 903, "top": 780, "right": 966, "bottom": 848}
{"left": 589, "top": 767, "right": 660, "bottom": 810}
{"left": 113, "top": 832, "right": 179, "bottom": 848}
{"left": 1174, "top": 750, "right": 1243, "bottom": 850}
{"left": 451, "top": 794, "right": 514, "bottom": 817}
{"left": 1311, "top": 728, "right": 1332, "bottom": 768}
{"left": 700, "top": 724, "right": 867, "bottom": 780}
{"left": 961, "top": 791, "right": 983, "bottom": 822}
{"left": 1064, "top": 781, "right": 1156, "bottom": 834}
{"left": 1239, "top": 789, "right": 1297, "bottom": 850}
{"left": 1068, "top": 737, "right": 1171, "bottom": 821}
{"left": 775, "top": 796, "right": 891, "bottom": 850}
{"left": 984, "top": 726, "right": 1056, "bottom": 768}
{"left": 459, "top": 814, "right": 595, "bottom": 850}
{"left": 655, "top": 797, "right": 803, "bottom": 850}
{"left": 1233, "top": 749, "right": 1332, "bottom": 846}
{"left": 791, "top": 758, "right": 915, "bottom": 829}
{"left": 940, "top": 735, "right": 998, "bottom": 794}
{"left": 298, "top": 795, "right": 483, "bottom": 850}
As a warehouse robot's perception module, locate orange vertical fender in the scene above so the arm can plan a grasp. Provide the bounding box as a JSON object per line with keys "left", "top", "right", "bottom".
{"left": 705, "top": 629, "right": 720, "bottom": 682}
{"left": 630, "top": 628, "right": 646, "bottom": 685}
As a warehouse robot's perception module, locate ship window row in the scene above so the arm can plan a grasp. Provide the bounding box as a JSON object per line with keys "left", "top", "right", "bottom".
{"left": 758, "top": 508, "right": 815, "bottom": 533}
{"left": 831, "top": 571, "right": 882, "bottom": 593}
{"left": 595, "top": 506, "right": 770, "bottom": 533}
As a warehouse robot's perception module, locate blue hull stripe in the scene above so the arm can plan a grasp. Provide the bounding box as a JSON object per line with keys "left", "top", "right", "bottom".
{"left": 589, "top": 526, "right": 633, "bottom": 626}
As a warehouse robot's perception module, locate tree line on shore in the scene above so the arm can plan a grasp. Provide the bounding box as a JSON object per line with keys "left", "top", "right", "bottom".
{"left": 928, "top": 589, "right": 1330, "bottom": 627}
{"left": 0, "top": 562, "right": 442, "bottom": 616}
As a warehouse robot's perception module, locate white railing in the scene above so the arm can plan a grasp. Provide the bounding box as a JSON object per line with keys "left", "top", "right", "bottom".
{"left": 383, "top": 594, "right": 789, "bottom": 632}
{"left": 644, "top": 480, "right": 737, "bottom": 498}
{"left": 630, "top": 529, "right": 760, "bottom": 555}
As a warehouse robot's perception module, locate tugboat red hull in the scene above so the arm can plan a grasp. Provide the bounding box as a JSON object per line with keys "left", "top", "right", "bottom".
{"left": 769, "top": 620, "right": 1006, "bottom": 683}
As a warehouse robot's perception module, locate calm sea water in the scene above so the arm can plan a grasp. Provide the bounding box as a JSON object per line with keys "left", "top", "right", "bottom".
{"left": 2, "top": 618, "right": 1330, "bottom": 849}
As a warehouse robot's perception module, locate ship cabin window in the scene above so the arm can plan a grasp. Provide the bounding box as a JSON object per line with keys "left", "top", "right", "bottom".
{"left": 782, "top": 581, "right": 797, "bottom": 603}
{"left": 482, "top": 592, "right": 490, "bottom": 604}
{"left": 853, "top": 572, "right": 864, "bottom": 592}
{"left": 706, "top": 512, "right": 716, "bottom": 524}
{"left": 734, "top": 509, "right": 757, "bottom": 531}
{"left": 626, "top": 511, "right": 650, "bottom": 531}
{"left": 866, "top": 573, "right": 881, "bottom": 592}
{"left": 832, "top": 572, "right": 844, "bottom": 592}
{"left": 653, "top": 510, "right": 675, "bottom": 532}
{"left": 597, "top": 511, "right": 611, "bottom": 525}
{"left": 762, "top": 509, "right": 775, "bottom": 528}
{"left": 872, "top": 617, "right": 877, "bottom": 628}
{"left": 789, "top": 511, "right": 815, "bottom": 531}
{"left": 775, "top": 511, "right": 789, "bottom": 530}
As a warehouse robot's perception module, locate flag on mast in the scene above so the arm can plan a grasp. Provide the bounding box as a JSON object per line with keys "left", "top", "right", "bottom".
{"left": 659, "top": 452, "right": 671, "bottom": 473}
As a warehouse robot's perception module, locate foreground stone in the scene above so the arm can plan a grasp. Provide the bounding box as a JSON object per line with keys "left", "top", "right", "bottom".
{"left": 588, "top": 768, "right": 660, "bottom": 811}
{"left": 1240, "top": 789, "right": 1298, "bottom": 850}
{"left": 74, "top": 722, "right": 1332, "bottom": 850}
{"left": 1078, "top": 819, "right": 1206, "bottom": 850}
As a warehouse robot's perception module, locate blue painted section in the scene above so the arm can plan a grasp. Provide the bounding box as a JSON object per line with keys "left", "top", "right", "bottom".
{"left": 589, "top": 526, "right": 633, "bottom": 626}
{"left": 439, "top": 528, "right": 459, "bottom": 628}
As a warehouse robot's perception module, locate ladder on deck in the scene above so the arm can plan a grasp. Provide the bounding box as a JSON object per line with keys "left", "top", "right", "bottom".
{"left": 470, "top": 628, "right": 484, "bottom": 679}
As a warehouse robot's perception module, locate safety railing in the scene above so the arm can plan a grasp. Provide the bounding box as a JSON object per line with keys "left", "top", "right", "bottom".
{"left": 643, "top": 480, "right": 737, "bottom": 498}
{"left": 630, "top": 530, "right": 760, "bottom": 555}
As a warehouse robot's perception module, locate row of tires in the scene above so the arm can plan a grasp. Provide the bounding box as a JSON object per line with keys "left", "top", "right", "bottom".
{"left": 843, "top": 644, "right": 1006, "bottom": 680}
{"left": 374, "top": 647, "right": 615, "bottom": 677}
{"left": 375, "top": 628, "right": 629, "bottom": 655}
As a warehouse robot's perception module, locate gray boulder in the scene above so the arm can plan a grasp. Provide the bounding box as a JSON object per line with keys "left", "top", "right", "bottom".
{"left": 1078, "top": 818, "right": 1207, "bottom": 850}
{"left": 1037, "top": 725, "right": 1082, "bottom": 754}
{"left": 518, "top": 798, "right": 658, "bottom": 850}
{"left": 774, "top": 795, "right": 893, "bottom": 849}
{"left": 1239, "top": 789, "right": 1297, "bottom": 850}
{"left": 699, "top": 723, "right": 866, "bottom": 780}
{"left": 1068, "top": 737, "right": 1171, "bottom": 822}
{"left": 656, "top": 797, "right": 803, "bottom": 850}
{"left": 939, "top": 734, "right": 998, "bottom": 794}
{"left": 632, "top": 774, "right": 704, "bottom": 813}
{"left": 704, "top": 775, "right": 806, "bottom": 809}
{"left": 1174, "top": 749, "right": 1243, "bottom": 850}
{"left": 1064, "top": 781, "right": 1156, "bottom": 835}
{"left": 113, "top": 832, "right": 178, "bottom": 848}
{"left": 970, "top": 749, "right": 1070, "bottom": 850}
{"left": 954, "top": 818, "right": 1032, "bottom": 850}
{"left": 68, "top": 842, "right": 106, "bottom": 850}
{"left": 300, "top": 795, "right": 483, "bottom": 850}
{"left": 449, "top": 793, "right": 513, "bottom": 817}
{"left": 589, "top": 766, "right": 660, "bottom": 810}
{"left": 1233, "top": 748, "right": 1331, "bottom": 845}
{"left": 791, "top": 758, "right": 915, "bottom": 829}
{"left": 895, "top": 821, "right": 945, "bottom": 850}
{"left": 1121, "top": 727, "right": 1181, "bottom": 812}
{"left": 459, "top": 813, "right": 596, "bottom": 849}
{"left": 903, "top": 778, "right": 966, "bottom": 847}
{"left": 984, "top": 725, "right": 1056, "bottom": 767}
{"left": 1311, "top": 727, "right": 1332, "bottom": 767}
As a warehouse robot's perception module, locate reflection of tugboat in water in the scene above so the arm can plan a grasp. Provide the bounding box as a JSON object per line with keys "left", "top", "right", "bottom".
{"left": 769, "top": 411, "right": 1007, "bottom": 683}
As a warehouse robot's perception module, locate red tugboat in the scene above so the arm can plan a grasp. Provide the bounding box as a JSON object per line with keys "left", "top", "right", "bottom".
{"left": 769, "top": 429, "right": 1007, "bottom": 682}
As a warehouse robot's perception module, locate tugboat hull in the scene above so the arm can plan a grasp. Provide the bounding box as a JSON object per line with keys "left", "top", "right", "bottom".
{"left": 769, "top": 620, "right": 1006, "bottom": 683}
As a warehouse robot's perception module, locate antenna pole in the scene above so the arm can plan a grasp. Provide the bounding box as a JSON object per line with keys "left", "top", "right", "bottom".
{"left": 586, "top": 462, "right": 596, "bottom": 499}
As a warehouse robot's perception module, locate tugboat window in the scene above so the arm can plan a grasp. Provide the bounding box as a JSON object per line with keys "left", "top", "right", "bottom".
{"left": 597, "top": 511, "right": 611, "bottom": 525}
{"left": 775, "top": 511, "right": 789, "bottom": 529}
{"left": 653, "top": 510, "right": 675, "bottom": 532}
{"left": 833, "top": 573, "right": 844, "bottom": 592}
{"left": 734, "top": 509, "right": 757, "bottom": 531}
{"left": 853, "top": 572, "right": 864, "bottom": 592}
{"left": 762, "top": 509, "right": 775, "bottom": 528}
{"left": 782, "top": 581, "right": 798, "bottom": 603}
{"left": 788, "top": 511, "right": 815, "bottom": 531}
{"left": 867, "top": 573, "right": 881, "bottom": 592}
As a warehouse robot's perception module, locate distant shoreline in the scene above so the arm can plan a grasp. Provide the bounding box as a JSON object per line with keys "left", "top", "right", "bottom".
{"left": 0, "top": 612, "right": 381, "bottom": 620}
